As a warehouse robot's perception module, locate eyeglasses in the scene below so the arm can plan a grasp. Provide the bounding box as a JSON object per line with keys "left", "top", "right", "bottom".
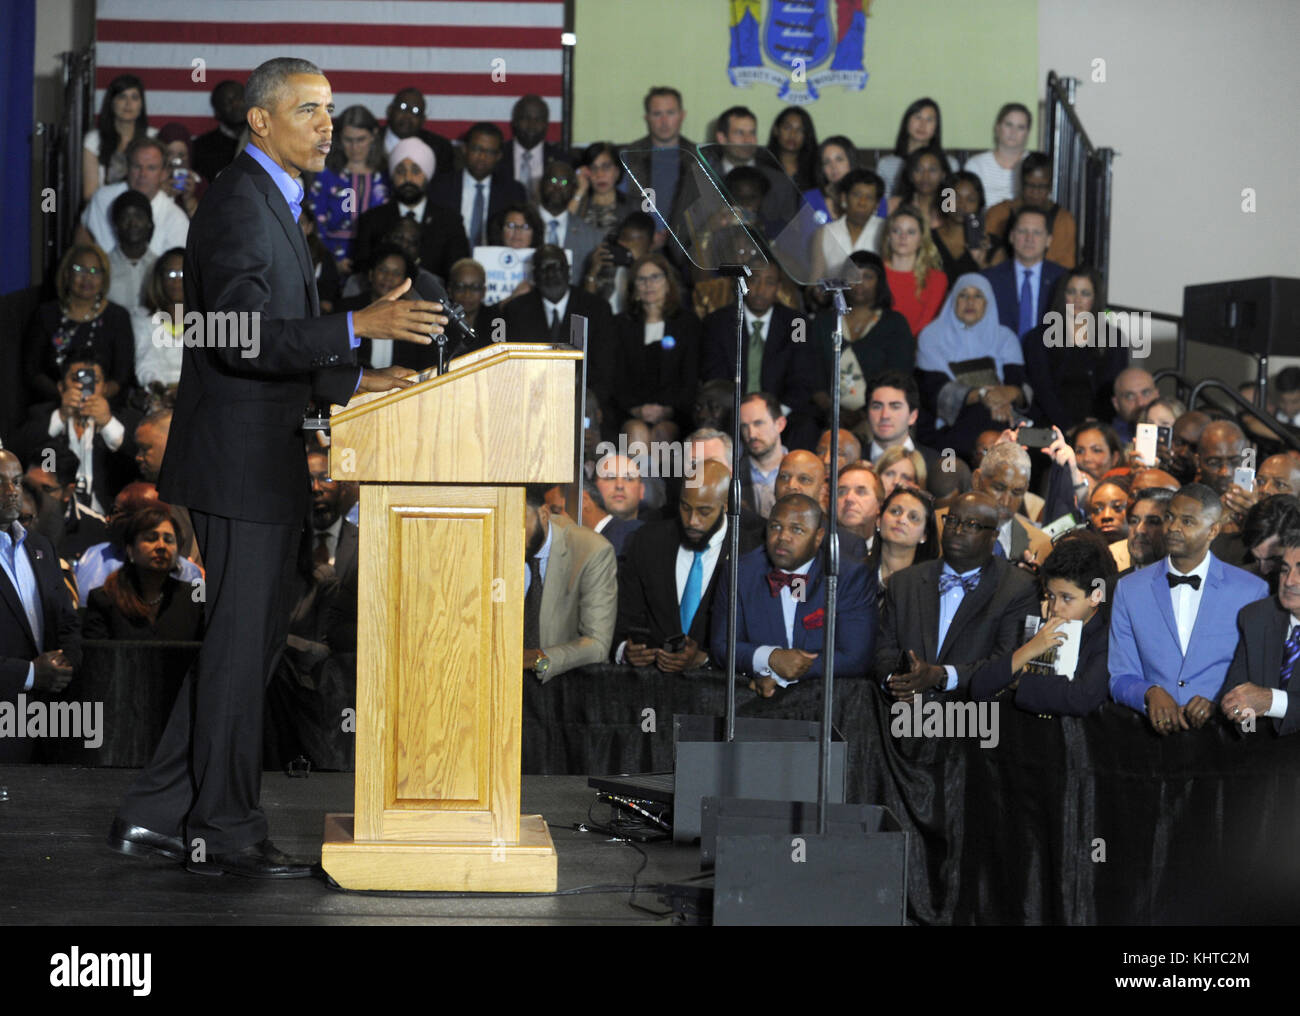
{"left": 1201, "top": 454, "right": 1246, "bottom": 471}
{"left": 946, "top": 517, "right": 998, "bottom": 534}
{"left": 394, "top": 101, "right": 422, "bottom": 115}
{"left": 503, "top": 221, "right": 533, "bottom": 232}
{"left": 546, "top": 176, "right": 571, "bottom": 186}
{"left": 71, "top": 264, "right": 102, "bottom": 275}
{"left": 634, "top": 272, "right": 666, "bottom": 287}
{"left": 164, "top": 270, "right": 183, "bottom": 279}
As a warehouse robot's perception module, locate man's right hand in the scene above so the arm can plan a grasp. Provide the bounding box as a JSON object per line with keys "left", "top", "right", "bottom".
{"left": 59, "top": 386, "right": 84, "bottom": 421}
{"left": 33, "top": 650, "right": 74, "bottom": 693}
{"left": 351, "top": 278, "right": 446, "bottom": 344}
{"left": 769, "top": 648, "right": 817, "bottom": 681}
{"left": 625, "top": 641, "right": 658, "bottom": 667}
{"left": 1145, "top": 685, "right": 1187, "bottom": 735}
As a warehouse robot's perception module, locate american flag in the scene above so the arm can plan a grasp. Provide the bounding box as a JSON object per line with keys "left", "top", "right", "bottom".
{"left": 93, "top": 0, "right": 567, "bottom": 142}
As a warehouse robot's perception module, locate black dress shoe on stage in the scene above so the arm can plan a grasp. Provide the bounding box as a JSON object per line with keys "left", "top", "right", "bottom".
{"left": 186, "top": 839, "right": 316, "bottom": 879}
{"left": 106, "top": 817, "right": 186, "bottom": 861}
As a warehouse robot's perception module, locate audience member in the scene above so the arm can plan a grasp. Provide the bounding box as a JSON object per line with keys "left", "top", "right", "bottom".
{"left": 78, "top": 136, "right": 190, "bottom": 258}
{"left": 381, "top": 87, "right": 454, "bottom": 180}
{"left": 1087, "top": 476, "right": 1131, "bottom": 545}
{"left": 813, "top": 169, "right": 886, "bottom": 282}
{"left": 522, "top": 484, "right": 617, "bottom": 682}
{"left": 702, "top": 105, "right": 797, "bottom": 226}
{"left": 874, "top": 97, "right": 960, "bottom": 200}
{"left": 191, "top": 80, "right": 245, "bottom": 184}
{"left": 430, "top": 122, "right": 526, "bottom": 248}
{"left": 956, "top": 441, "right": 1053, "bottom": 562}
{"left": 876, "top": 490, "right": 1039, "bottom": 698}
{"left": 594, "top": 453, "right": 649, "bottom": 524}
{"left": 618, "top": 86, "right": 695, "bottom": 232}
{"left": 1070, "top": 421, "right": 1124, "bottom": 486}
{"left": 1122, "top": 486, "right": 1173, "bottom": 575}
{"left": 105, "top": 190, "right": 157, "bottom": 321}
{"left": 776, "top": 449, "right": 829, "bottom": 512}
{"left": 309, "top": 105, "right": 390, "bottom": 274}
{"left": 836, "top": 460, "right": 884, "bottom": 551}
{"left": 981, "top": 205, "right": 1065, "bottom": 337}
{"left": 802, "top": 135, "right": 857, "bottom": 225}
{"left": 1110, "top": 367, "right": 1159, "bottom": 444}
{"left": 876, "top": 445, "right": 926, "bottom": 496}
{"left": 156, "top": 122, "right": 204, "bottom": 217}
{"left": 869, "top": 482, "right": 938, "bottom": 598}
{"left": 766, "top": 106, "right": 819, "bottom": 193}
{"left": 445, "top": 258, "right": 499, "bottom": 348}
{"left": 1258, "top": 453, "right": 1300, "bottom": 498}
{"left": 985, "top": 153, "right": 1078, "bottom": 268}
{"left": 932, "top": 171, "right": 993, "bottom": 284}
{"left": 299, "top": 204, "right": 341, "bottom": 313}
{"left": 1166, "top": 410, "right": 1210, "bottom": 484}
{"left": 537, "top": 160, "right": 603, "bottom": 283}
{"left": 576, "top": 478, "right": 642, "bottom": 556}
{"left": 74, "top": 482, "right": 202, "bottom": 596}
{"left": 711, "top": 492, "right": 876, "bottom": 697}
{"left": 887, "top": 148, "right": 948, "bottom": 230}
{"left": 1108, "top": 483, "right": 1268, "bottom": 733}
{"left": 881, "top": 205, "right": 948, "bottom": 337}
{"left": 815, "top": 428, "right": 863, "bottom": 476}
{"left": 501, "top": 95, "right": 564, "bottom": 203}
{"left": 963, "top": 103, "right": 1032, "bottom": 208}
{"left": 83, "top": 503, "right": 203, "bottom": 641}
{"left": 1136, "top": 396, "right": 1185, "bottom": 433}
{"left": 135, "top": 248, "right": 186, "bottom": 391}
{"left": 569, "top": 142, "right": 637, "bottom": 232}
{"left": 737, "top": 392, "right": 787, "bottom": 518}
{"left": 1271, "top": 366, "right": 1300, "bottom": 428}
{"left": 82, "top": 74, "right": 154, "bottom": 202}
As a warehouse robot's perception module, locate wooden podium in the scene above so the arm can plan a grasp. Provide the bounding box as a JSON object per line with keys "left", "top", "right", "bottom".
{"left": 320, "top": 343, "right": 581, "bottom": 891}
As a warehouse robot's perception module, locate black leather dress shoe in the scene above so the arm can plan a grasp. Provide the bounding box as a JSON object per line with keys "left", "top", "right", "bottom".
{"left": 186, "top": 839, "right": 316, "bottom": 879}
{"left": 106, "top": 817, "right": 185, "bottom": 861}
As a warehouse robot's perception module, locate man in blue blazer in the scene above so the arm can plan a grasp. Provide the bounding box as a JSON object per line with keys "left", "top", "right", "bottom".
{"left": 710, "top": 492, "right": 877, "bottom": 697}
{"left": 1109, "top": 483, "right": 1268, "bottom": 734}
{"left": 981, "top": 206, "right": 1066, "bottom": 338}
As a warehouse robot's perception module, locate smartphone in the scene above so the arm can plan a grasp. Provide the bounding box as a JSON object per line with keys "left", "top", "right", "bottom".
{"left": 74, "top": 366, "right": 96, "bottom": 397}
{"left": 663, "top": 633, "right": 687, "bottom": 654}
{"left": 627, "top": 626, "right": 651, "bottom": 647}
{"left": 1135, "top": 423, "right": 1159, "bottom": 467}
{"left": 1234, "top": 466, "right": 1256, "bottom": 493}
{"left": 894, "top": 649, "right": 911, "bottom": 676}
{"left": 1017, "top": 426, "right": 1056, "bottom": 449}
{"left": 963, "top": 213, "right": 985, "bottom": 249}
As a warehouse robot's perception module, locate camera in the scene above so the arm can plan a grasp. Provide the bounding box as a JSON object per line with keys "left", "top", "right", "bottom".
{"left": 73, "top": 367, "right": 97, "bottom": 397}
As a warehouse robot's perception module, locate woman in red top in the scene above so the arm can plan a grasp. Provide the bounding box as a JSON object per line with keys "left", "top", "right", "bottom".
{"left": 881, "top": 205, "right": 947, "bottom": 337}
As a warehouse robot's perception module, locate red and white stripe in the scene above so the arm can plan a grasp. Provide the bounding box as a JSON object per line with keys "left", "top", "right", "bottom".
{"left": 94, "top": 0, "right": 566, "bottom": 141}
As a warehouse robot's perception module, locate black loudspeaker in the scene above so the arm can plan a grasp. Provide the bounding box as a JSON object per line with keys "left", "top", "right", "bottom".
{"left": 1182, "top": 277, "right": 1300, "bottom": 356}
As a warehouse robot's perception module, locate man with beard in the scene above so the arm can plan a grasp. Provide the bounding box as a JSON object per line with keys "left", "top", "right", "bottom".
{"left": 380, "top": 87, "right": 453, "bottom": 181}
{"left": 712, "top": 492, "right": 876, "bottom": 697}
{"left": 352, "top": 137, "right": 469, "bottom": 282}
{"left": 1109, "top": 483, "right": 1267, "bottom": 734}
{"left": 1165, "top": 410, "right": 1209, "bottom": 484}
{"left": 1238, "top": 495, "right": 1300, "bottom": 590}
{"left": 500, "top": 95, "right": 565, "bottom": 203}
{"left": 522, "top": 484, "right": 616, "bottom": 682}
{"left": 615, "top": 460, "right": 756, "bottom": 671}
{"left": 738, "top": 392, "right": 786, "bottom": 518}
{"left": 876, "top": 490, "right": 1038, "bottom": 698}
{"left": 536, "top": 159, "right": 602, "bottom": 283}
{"left": 0, "top": 450, "right": 80, "bottom": 763}
{"left": 192, "top": 80, "right": 246, "bottom": 183}
{"left": 1118, "top": 487, "right": 1173, "bottom": 575}
{"left": 23, "top": 445, "right": 107, "bottom": 561}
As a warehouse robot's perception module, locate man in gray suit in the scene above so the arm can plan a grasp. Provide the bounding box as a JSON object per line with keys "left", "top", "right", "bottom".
{"left": 536, "top": 160, "right": 602, "bottom": 284}
{"left": 522, "top": 484, "right": 617, "bottom": 682}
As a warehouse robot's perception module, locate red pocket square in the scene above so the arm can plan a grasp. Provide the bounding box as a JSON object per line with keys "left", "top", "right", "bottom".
{"left": 802, "top": 608, "right": 825, "bottom": 630}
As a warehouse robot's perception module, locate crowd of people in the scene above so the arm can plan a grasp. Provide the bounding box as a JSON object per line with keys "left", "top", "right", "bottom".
{"left": 5, "top": 73, "right": 1300, "bottom": 774}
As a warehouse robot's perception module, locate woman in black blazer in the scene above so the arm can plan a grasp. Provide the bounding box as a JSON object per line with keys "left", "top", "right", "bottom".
{"left": 84, "top": 504, "right": 204, "bottom": 642}
{"left": 611, "top": 253, "right": 701, "bottom": 443}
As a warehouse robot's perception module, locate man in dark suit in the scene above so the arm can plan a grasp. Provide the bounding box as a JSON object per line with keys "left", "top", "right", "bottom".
{"left": 1222, "top": 526, "right": 1300, "bottom": 735}
{"left": 353, "top": 137, "right": 469, "bottom": 283}
{"left": 877, "top": 491, "right": 1040, "bottom": 698}
{"left": 537, "top": 160, "right": 602, "bottom": 284}
{"left": 617, "top": 460, "right": 758, "bottom": 670}
{"left": 701, "top": 261, "right": 817, "bottom": 450}
{"left": 0, "top": 451, "right": 79, "bottom": 763}
{"left": 500, "top": 95, "right": 566, "bottom": 203}
{"left": 711, "top": 492, "right": 877, "bottom": 697}
{"left": 429, "top": 122, "right": 527, "bottom": 249}
{"left": 381, "top": 87, "right": 454, "bottom": 182}
{"left": 501, "top": 244, "right": 616, "bottom": 425}
{"left": 191, "top": 79, "right": 245, "bottom": 184}
{"left": 864, "top": 371, "right": 950, "bottom": 498}
{"left": 107, "top": 58, "right": 445, "bottom": 878}
{"left": 981, "top": 206, "right": 1065, "bottom": 338}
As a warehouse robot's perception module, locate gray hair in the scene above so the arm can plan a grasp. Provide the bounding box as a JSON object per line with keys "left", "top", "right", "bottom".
{"left": 981, "top": 441, "right": 1031, "bottom": 480}
{"left": 245, "top": 58, "right": 324, "bottom": 114}
{"left": 687, "top": 427, "right": 733, "bottom": 461}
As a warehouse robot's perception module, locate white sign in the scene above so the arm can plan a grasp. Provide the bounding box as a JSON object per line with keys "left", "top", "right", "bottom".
{"left": 474, "top": 246, "right": 572, "bottom": 305}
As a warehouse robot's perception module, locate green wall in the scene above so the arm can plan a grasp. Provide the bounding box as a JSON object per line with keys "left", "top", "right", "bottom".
{"left": 572, "top": 0, "right": 1039, "bottom": 152}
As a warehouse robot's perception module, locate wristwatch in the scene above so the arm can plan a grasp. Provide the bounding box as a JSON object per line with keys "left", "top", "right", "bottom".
{"left": 533, "top": 654, "right": 551, "bottom": 679}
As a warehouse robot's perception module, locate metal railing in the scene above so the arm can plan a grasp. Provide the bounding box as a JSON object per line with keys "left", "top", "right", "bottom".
{"left": 38, "top": 45, "right": 95, "bottom": 283}
{"left": 1046, "top": 72, "right": 1115, "bottom": 279}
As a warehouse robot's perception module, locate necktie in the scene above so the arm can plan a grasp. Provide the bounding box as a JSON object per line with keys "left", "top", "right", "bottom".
{"left": 547, "top": 219, "right": 560, "bottom": 245}
{"left": 680, "top": 551, "right": 704, "bottom": 633}
{"left": 938, "top": 571, "right": 980, "bottom": 595}
{"left": 1167, "top": 573, "right": 1201, "bottom": 590}
{"left": 766, "top": 569, "right": 798, "bottom": 597}
{"left": 550, "top": 307, "right": 562, "bottom": 341}
{"left": 746, "top": 318, "right": 765, "bottom": 393}
{"left": 1018, "top": 268, "right": 1034, "bottom": 336}
{"left": 520, "top": 151, "right": 533, "bottom": 194}
{"left": 314, "top": 533, "right": 331, "bottom": 566}
{"left": 1281, "top": 627, "right": 1300, "bottom": 687}
{"left": 470, "top": 181, "right": 486, "bottom": 246}
{"left": 523, "top": 556, "right": 542, "bottom": 650}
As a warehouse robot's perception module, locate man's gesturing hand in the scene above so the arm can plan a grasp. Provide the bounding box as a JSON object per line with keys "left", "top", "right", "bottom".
{"left": 351, "top": 278, "right": 446, "bottom": 344}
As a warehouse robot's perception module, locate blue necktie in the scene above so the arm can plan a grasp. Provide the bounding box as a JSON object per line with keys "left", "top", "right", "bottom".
{"left": 1018, "top": 268, "right": 1034, "bottom": 336}
{"left": 938, "top": 571, "right": 980, "bottom": 595}
{"left": 1281, "top": 627, "right": 1300, "bottom": 687}
{"left": 680, "top": 551, "right": 704, "bottom": 634}
{"left": 470, "top": 181, "right": 485, "bottom": 246}
{"left": 547, "top": 219, "right": 560, "bottom": 245}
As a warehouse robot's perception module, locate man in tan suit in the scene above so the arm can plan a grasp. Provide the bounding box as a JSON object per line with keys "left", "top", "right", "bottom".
{"left": 936, "top": 442, "right": 1052, "bottom": 564}
{"left": 522, "top": 485, "right": 617, "bottom": 682}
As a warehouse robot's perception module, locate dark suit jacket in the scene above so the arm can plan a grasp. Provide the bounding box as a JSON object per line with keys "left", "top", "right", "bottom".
{"left": 16, "top": 404, "right": 141, "bottom": 513}
{"left": 611, "top": 308, "right": 702, "bottom": 423}
{"left": 1225, "top": 598, "right": 1300, "bottom": 736}
{"left": 192, "top": 127, "right": 238, "bottom": 184}
{"left": 617, "top": 517, "right": 762, "bottom": 652}
{"left": 982, "top": 259, "right": 1066, "bottom": 335}
{"left": 969, "top": 608, "right": 1110, "bottom": 716}
{"left": 497, "top": 139, "right": 568, "bottom": 195}
{"left": 159, "top": 150, "right": 359, "bottom": 526}
{"left": 83, "top": 577, "right": 205, "bottom": 641}
{"left": 874, "top": 557, "right": 1040, "bottom": 692}
{"left": 711, "top": 545, "right": 877, "bottom": 680}
{"left": 352, "top": 199, "right": 470, "bottom": 282}
{"left": 701, "top": 303, "right": 817, "bottom": 432}
{"left": 1, "top": 527, "right": 81, "bottom": 760}
{"left": 428, "top": 171, "right": 528, "bottom": 246}
{"left": 599, "top": 516, "right": 642, "bottom": 558}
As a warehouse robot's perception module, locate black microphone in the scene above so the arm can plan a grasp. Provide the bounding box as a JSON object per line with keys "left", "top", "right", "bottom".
{"left": 412, "top": 273, "right": 477, "bottom": 347}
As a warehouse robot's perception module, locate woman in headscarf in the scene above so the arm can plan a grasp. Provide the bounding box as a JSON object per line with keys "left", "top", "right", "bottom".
{"left": 916, "top": 272, "right": 1027, "bottom": 458}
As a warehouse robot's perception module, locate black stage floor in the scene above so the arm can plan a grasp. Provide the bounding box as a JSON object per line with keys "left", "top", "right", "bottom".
{"left": 0, "top": 766, "right": 695, "bottom": 926}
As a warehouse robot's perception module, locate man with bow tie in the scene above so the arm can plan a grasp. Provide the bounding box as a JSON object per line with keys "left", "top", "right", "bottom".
{"left": 1108, "top": 483, "right": 1267, "bottom": 734}
{"left": 876, "top": 491, "right": 1039, "bottom": 699}
{"left": 710, "top": 492, "right": 876, "bottom": 698}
